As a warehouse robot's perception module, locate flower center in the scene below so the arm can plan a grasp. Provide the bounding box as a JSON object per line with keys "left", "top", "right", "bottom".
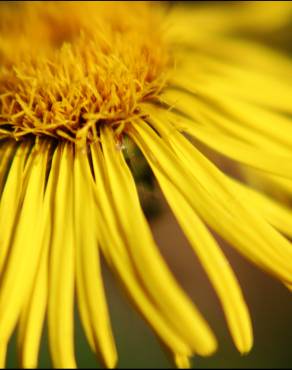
{"left": 0, "top": 2, "right": 170, "bottom": 146}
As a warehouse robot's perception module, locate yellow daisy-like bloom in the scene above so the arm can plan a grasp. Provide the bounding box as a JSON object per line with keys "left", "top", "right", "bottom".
{"left": 1, "top": 1, "right": 292, "bottom": 368}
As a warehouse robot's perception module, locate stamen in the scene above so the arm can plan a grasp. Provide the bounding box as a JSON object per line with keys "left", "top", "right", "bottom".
{"left": 0, "top": 3, "right": 171, "bottom": 146}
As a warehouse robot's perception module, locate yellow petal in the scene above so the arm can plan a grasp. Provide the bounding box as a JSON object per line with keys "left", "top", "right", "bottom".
{"left": 98, "top": 214, "right": 192, "bottom": 357}
{"left": 153, "top": 173, "right": 252, "bottom": 353}
{"left": 0, "top": 341, "right": 6, "bottom": 368}
{"left": 17, "top": 147, "right": 54, "bottom": 368}
{"left": 227, "top": 176, "right": 292, "bottom": 239}
{"left": 130, "top": 119, "right": 292, "bottom": 284}
{"left": 0, "top": 143, "right": 49, "bottom": 345}
{"left": 174, "top": 354, "right": 191, "bottom": 369}
{"left": 91, "top": 142, "right": 195, "bottom": 357}
{"left": 184, "top": 121, "right": 292, "bottom": 179}
{"left": 17, "top": 226, "right": 49, "bottom": 369}
{"left": 196, "top": 37, "right": 292, "bottom": 80}
{"left": 172, "top": 44, "right": 292, "bottom": 113}
{"left": 145, "top": 102, "right": 292, "bottom": 178}
{"left": 0, "top": 140, "right": 17, "bottom": 196}
{"left": 99, "top": 125, "right": 217, "bottom": 357}
{"left": 74, "top": 147, "right": 117, "bottom": 368}
{"left": 0, "top": 143, "right": 30, "bottom": 274}
{"left": 48, "top": 144, "right": 76, "bottom": 368}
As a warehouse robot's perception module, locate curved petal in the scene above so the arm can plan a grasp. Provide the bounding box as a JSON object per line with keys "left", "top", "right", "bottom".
{"left": 73, "top": 148, "right": 117, "bottom": 368}
{"left": 91, "top": 142, "right": 194, "bottom": 358}
{"left": 0, "top": 143, "right": 49, "bottom": 348}
{"left": 99, "top": 125, "right": 217, "bottom": 357}
{"left": 47, "top": 144, "right": 76, "bottom": 368}
{"left": 129, "top": 119, "right": 292, "bottom": 284}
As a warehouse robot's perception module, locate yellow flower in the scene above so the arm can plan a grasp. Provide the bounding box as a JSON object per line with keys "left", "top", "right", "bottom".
{"left": 1, "top": 1, "right": 292, "bottom": 368}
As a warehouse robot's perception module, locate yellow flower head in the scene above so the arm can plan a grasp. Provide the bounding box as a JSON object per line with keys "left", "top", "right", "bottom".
{"left": 0, "top": 1, "right": 170, "bottom": 146}
{"left": 1, "top": 1, "right": 292, "bottom": 369}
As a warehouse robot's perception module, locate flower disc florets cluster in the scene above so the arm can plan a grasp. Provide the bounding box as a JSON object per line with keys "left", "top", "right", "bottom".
{"left": 0, "top": 2, "right": 170, "bottom": 146}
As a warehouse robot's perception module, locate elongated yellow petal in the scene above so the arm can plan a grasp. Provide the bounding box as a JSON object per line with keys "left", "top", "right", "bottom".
{"left": 144, "top": 102, "right": 292, "bottom": 178}
{"left": 184, "top": 122, "right": 292, "bottom": 178}
{"left": 139, "top": 107, "right": 252, "bottom": 353}
{"left": 0, "top": 143, "right": 29, "bottom": 274}
{"left": 164, "top": 77, "right": 292, "bottom": 157}
{"left": 227, "top": 176, "right": 292, "bottom": 239}
{"left": 91, "top": 143, "right": 194, "bottom": 357}
{"left": 168, "top": 5, "right": 292, "bottom": 51}
{"left": 97, "top": 214, "right": 193, "bottom": 357}
{"left": 17, "top": 149, "right": 54, "bottom": 368}
{"left": 242, "top": 168, "right": 292, "bottom": 200}
{"left": 75, "top": 258, "right": 94, "bottom": 350}
{"left": 174, "top": 354, "right": 191, "bottom": 369}
{"left": 158, "top": 91, "right": 292, "bottom": 156}
{"left": 130, "top": 119, "right": 292, "bottom": 284}
{"left": 100, "top": 125, "right": 217, "bottom": 356}
{"left": 194, "top": 37, "right": 292, "bottom": 80}
{"left": 0, "top": 141, "right": 17, "bottom": 197}
{"left": 172, "top": 48, "right": 292, "bottom": 113}
{"left": 0, "top": 342, "right": 6, "bottom": 368}
{"left": 74, "top": 148, "right": 117, "bottom": 368}
{"left": 0, "top": 143, "right": 49, "bottom": 345}
{"left": 48, "top": 144, "right": 76, "bottom": 368}
{"left": 73, "top": 152, "right": 96, "bottom": 352}
{"left": 153, "top": 122, "right": 292, "bottom": 273}
{"left": 17, "top": 225, "right": 49, "bottom": 369}
{"left": 154, "top": 173, "right": 252, "bottom": 353}
{"left": 195, "top": 89, "right": 292, "bottom": 150}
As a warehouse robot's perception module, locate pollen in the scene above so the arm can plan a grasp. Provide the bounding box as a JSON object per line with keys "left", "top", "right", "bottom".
{"left": 0, "top": 2, "right": 170, "bottom": 146}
